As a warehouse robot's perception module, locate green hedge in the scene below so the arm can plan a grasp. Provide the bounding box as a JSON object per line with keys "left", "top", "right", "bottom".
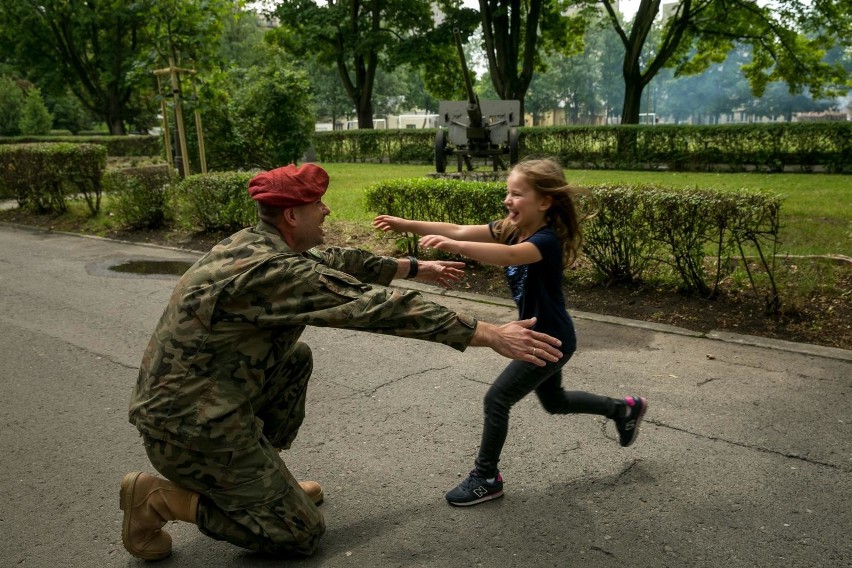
{"left": 173, "top": 171, "right": 258, "bottom": 232}
{"left": 315, "top": 122, "right": 851, "bottom": 172}
{"left": 313, "top": 129, "right": 434, "bottom": 164}
{"left": 0, "top": 143, "right": 107, "bottom": 214}
{"left": 103, "top": 165, "right": 176, "bottom": 229}
{"left": 523, "top": 123, "right": 851, "bottom": 173}
{"left": 583, "top": 185, "right": 781, "bottom": 305}
{"left": 0, "top": 134, "right": 161, "bottom": 157}
{"left": 366, "top": 177, "right": 782, "bottom": 310}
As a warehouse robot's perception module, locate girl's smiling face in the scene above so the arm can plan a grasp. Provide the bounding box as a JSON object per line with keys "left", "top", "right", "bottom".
{"left": 503, "top": 171, "right": 551, "bottom": 234}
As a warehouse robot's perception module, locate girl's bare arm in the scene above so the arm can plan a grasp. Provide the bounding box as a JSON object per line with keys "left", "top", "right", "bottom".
{"left": 373, "top": 215, "right": 493, "bottom": 242}
{"left": 419, "top": 236, "right": 542, "bottom": 267}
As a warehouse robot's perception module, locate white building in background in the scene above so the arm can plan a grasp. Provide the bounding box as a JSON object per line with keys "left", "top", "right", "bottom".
{"left": 388, "top": 114, "right": 439, "bottom": 129}
{"left": 314, "top": 111, "right": 437, "bottom": 131}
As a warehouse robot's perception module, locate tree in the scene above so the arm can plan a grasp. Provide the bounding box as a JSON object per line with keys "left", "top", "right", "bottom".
{"left": 585, "top": 0, "right": 851, "bottom": 124}
{"left": 46, "top": 90, "right": 93, "bottom": 134}
{"left": 307, "top": 57, "right": 354, "bottom": 128}
{"left": 195, "top": 45, "right": 315, "bottom": 171}
{"left": 0, "top": 0, "right": 238, "bottom": 135}
{"left": 269, "top": 0, "right": 474, "bottom": 129}
{"left": 232, "top": 60, "right": 314, "bottom": 169}
{"left": 0, "top": 1, "right": 153, "bottom": 134}
{"left": 19, "top": 87, "right": 53, "bottom": 135}
{"left": 476, "top": 0, "right": 588, "bottom": 124}
{"left": 0, "top": 75, "right": 25, "bottom": 136}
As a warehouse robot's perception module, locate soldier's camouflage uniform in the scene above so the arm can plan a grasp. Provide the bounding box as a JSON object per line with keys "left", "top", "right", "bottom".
{"left": 129, "top": 220, "right": 477, "bottom": 555}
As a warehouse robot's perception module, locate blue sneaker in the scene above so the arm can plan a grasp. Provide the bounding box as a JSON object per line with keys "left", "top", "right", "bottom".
{"left": 614, "top": 396, "right": 648, "bottom": 447}
{"left": 445, "top": 470, "right": 504, "bottom": 507}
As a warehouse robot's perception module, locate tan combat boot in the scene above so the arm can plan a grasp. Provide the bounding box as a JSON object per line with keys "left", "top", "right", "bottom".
{"left": 120, "top": 472, "right": 199, "bottom": 561}
{"left": 299, "top": 480, "right": 324, "bottom": 505}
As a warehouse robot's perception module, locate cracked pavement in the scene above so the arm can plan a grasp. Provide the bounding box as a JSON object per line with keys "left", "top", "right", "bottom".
{"left": 1, "top": 223, "right": 850, "bottom": 568}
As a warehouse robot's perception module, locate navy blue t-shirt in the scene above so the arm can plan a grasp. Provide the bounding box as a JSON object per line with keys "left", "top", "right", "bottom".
{"left": 490, "top": 223, "right": 574, "bottom": 344}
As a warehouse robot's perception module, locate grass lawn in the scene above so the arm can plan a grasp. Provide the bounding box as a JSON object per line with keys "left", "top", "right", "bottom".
{"left": 318, "top": 163, "right": 851, "bottom": 257}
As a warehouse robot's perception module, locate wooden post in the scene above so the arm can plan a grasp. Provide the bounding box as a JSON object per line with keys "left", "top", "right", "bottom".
{"left": 154, "top": 60, "right": 206, "bottom": 178}
{"left": 167, "top": 56, "right": 191, "bottom": 178}
{"left": 191, "top": 82, "right": 207, "bottom": 174}
{"left": 154, "top": 74, "right": 174, "bottom": 171}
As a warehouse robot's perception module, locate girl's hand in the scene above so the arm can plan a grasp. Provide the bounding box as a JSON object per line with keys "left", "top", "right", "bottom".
{"left": 419, "top": 234, "right": 458, "bottom": 254}
{"left": 372, "top": 215, "right": 407, "bottom": 232}
{"left": 415, "top": 260, "right": 466, "bottom": 288}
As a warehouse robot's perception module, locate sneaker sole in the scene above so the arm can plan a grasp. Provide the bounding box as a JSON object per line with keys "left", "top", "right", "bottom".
{"left": 620, "top": 397, "right": 648, "bottom": 447}
{"left": 446, "top": 490, "right": 504, "bottom": 507}
{"left": 120, "top": 471, "right": 172, "bottom": 561}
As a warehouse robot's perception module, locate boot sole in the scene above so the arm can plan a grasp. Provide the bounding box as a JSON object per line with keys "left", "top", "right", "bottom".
{"left": 120, "top": 472, "right": 172, "bottom": 561}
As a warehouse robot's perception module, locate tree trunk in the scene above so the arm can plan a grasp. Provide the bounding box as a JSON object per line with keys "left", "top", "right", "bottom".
{"left": 107, "top": 97, "right": 126, "bottom": 135}
{"left": 621, "top": 77, "right": 644, "bottom": 125}
{"left": 357, "top": 102, "right": 374, "bottom": 129}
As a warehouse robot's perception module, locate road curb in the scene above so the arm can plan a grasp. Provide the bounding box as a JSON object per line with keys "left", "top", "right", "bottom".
{"left": 398, "top": 280, "right": 852, "bottom": 362}
{"left": 3, "top": 221, "right": 849, "bottom": 361}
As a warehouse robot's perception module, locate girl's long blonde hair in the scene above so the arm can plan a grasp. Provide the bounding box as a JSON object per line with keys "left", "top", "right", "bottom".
{"left": 496, "top": 158, "right": 594, "bottom": 267}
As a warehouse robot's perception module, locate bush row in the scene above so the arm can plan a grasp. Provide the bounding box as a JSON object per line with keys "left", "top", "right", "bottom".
{"left": 102, "top": 165, "right": 176, "bottom": 229}
{"left": 172, "top": 172, "right": 258, "bottom": 232}
{"left": 0, "top": 143, "right": 256, "bottom": 233}
{"left": 315, "top": 122, "right": 851, "bottom": 173}
{"left": 0, "top": 143, "right": 107, "bottom": 214}
{"left": 103, "top": 168, "right": 257, "bottom": 233}
{"left": 0, "top": 135, "right": 161, "bottom": 157}
{"left": 365, "top": 178, "right": 782, "bottom": 310}
{"left": 312, "top": 129, "right": 434, "bottom": 164}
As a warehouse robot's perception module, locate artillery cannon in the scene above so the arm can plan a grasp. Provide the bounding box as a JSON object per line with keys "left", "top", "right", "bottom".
{"left": 435, "top": 30, "right": 520, "bottom": 173}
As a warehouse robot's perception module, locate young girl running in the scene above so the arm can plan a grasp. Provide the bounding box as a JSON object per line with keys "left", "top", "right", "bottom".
{"left": 372, "top": 158, "right": 648, "bottom": 507}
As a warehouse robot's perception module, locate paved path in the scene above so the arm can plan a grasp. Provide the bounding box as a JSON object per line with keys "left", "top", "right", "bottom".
{"left": 1, "top": 223, "right": 850, "bottom": 568}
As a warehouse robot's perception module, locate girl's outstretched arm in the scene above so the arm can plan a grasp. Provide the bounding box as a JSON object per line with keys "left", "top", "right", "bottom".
{"left": 419, "top": 236, "right": 542, "bottom": 267}
{"left": 373, "top": 215, "right": 492, "bottom": 242}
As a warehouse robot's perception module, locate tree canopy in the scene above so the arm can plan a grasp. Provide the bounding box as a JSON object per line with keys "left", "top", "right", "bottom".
{"left": 0, "top": 0, "right": 237, "bottom": 134}
{"left": 477, "top": 0, "right": 589, "bottom": 124}
{"left": 268, "top": 0, "right": 478, "bottom": 128}
{"left": 585, "top": 0, "right": 851, "bottom": 123}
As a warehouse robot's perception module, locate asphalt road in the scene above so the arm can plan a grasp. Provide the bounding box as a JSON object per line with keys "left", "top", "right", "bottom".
{"left": 1, "top": 223, "right": 850, "bottom": 568}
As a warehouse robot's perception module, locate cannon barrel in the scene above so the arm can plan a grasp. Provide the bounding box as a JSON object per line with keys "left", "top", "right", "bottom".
{"left": 453, "top": 29, "right": 483, "bottom": 130}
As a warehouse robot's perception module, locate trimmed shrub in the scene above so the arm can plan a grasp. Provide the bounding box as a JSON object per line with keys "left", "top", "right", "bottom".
{"left": 0, "top": 142, "right": 107, "bottom": 214}
{"left": 103, "top": 165, "right": 176, "bottom": 229}
{"left": 581, "top": 185, "right": 662, "bottom": 284}
{"left": 0, "top": 134, "right": 160, "bottom": 157}
{"left": 365, "top": 177, "right": 506, "bottom": 254}
{"left": 313, "top": 129, "right": 434, "bottom": 164}
{"left": 366, "top": 177, "right": 782, "bottom": 308}
{"left": 315, "top": 122, "right": 851, "bottom": 172}
{"left": 173, "top": 171, "right": 258, "bottom": 232}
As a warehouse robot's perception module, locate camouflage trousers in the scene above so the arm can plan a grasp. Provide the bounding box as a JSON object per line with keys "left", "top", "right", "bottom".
{"left": 143, "top": 342, "right": 326, "bottom": 556}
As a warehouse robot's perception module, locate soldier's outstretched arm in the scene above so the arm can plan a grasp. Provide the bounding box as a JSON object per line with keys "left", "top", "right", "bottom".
{"left": 469, "top": 317, "right": 562, "bottom": 367}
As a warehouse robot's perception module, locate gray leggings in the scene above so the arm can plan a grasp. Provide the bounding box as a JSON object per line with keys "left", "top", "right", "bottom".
{"left": 474, "top": 356, "right": 621, "bottom": 477}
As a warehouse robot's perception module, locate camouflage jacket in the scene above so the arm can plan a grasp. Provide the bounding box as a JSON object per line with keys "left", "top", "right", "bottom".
{"left": 129, "top": 220, "right": 477, "bottom": 451}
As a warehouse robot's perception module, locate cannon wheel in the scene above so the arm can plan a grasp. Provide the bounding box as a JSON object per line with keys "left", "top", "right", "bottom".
{"left": 435, "top": 130, "right": 448, "bottom": 173}
{"left": 508, "top": 127, "right": 519, "bottom": 166}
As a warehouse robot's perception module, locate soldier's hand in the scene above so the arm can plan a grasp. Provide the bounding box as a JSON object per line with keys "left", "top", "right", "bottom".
{"left": 471, "top": 317, "right": 562, "bottom": 366}
{"left": 415, "top": 260, "right": 465, "bottom": 288}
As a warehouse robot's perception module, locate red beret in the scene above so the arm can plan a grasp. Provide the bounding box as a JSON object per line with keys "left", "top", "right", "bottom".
{"left": 247, "top": 163, "right": 329, "bottom": 208}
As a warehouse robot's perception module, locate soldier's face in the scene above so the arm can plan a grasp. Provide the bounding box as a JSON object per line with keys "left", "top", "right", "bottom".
{"left": 291, "top": 199, "right": 331, "bottom": 251}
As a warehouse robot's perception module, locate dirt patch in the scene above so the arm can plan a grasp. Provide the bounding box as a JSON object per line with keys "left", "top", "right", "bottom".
{"left": 2, "top": 210, "right": 849, "bottom": 351}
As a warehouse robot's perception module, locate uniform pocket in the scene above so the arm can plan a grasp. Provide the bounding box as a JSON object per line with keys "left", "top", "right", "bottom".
{"left": 205, "top": 444, "right": 289, "bottom": 511}
{"left": 314, "top": 264, "right": 368, "bottom": 299}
